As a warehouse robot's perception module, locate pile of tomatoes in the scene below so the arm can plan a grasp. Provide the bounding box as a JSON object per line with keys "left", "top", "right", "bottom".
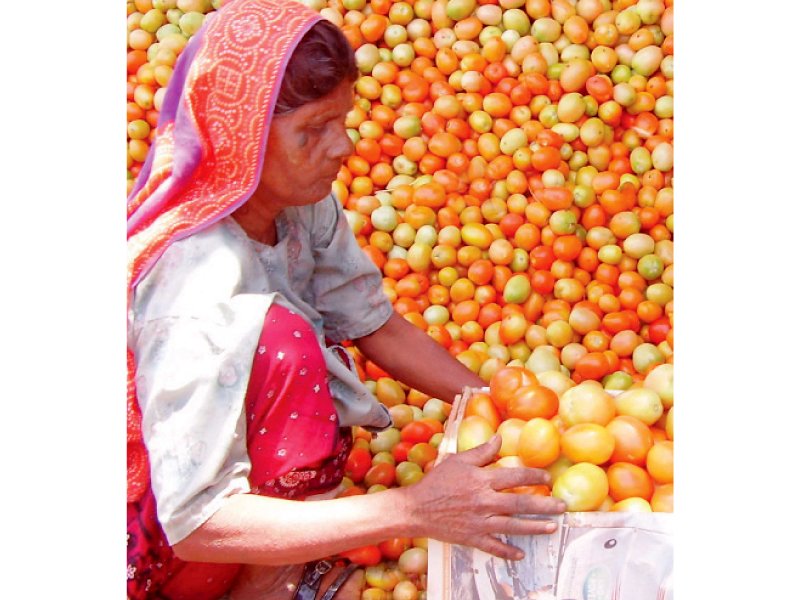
{"left": 460, "top": 363, "right": 673, "bottom": 513}
{"left": 127, "top": 0, "right": 674, "bottom": 597}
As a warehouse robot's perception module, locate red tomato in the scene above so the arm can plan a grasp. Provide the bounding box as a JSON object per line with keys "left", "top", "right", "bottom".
{"left": 400, "top": 420, "right": 436, "bottom": 444}
{"left": 507, "top": 385, "right": 559, "bottom": 420}
{"left": 378, "top": 538, "right": 413, "bottom": 561}
{"left": 648, "top": 316, "right": 671, "bottom": 345}
{"left": 530, "top": 245, "right": 556, "bottom": 270}
{"left": 340, "top": 545, "right": 383, "bottom": 566}
{"left": 392, "top": 440, "right": 414, "bottom": 463}
{"left": 345, "top": 447, "right": 372, "bottom": 483}
{"left": 364, "top": 462, "right": 396, "bottom": 488}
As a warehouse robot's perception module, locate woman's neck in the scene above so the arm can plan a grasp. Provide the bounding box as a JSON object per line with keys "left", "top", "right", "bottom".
{"left": 232, "top": 188, "right": 282, "bottom": 246}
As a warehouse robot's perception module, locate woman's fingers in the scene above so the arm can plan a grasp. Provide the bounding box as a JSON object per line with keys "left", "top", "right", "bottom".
{"left": 453, "top": 434, "right": 502, "bottom": 467}
{"left": 490, "top": 490, "right": 567, "bottom": 516}
{"left": 485, "top": 466, "right": 552, "bottom": 491}
{"left": 484, "top": 515, "right": 561, "bottom": 537}
{"left": 465, "top": 535, "right": 527, "bottom": 561}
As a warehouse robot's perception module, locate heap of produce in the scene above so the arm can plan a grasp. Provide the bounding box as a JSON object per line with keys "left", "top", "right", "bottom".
{"left": 127, "top": 0, "right": 674, "bottom": 596}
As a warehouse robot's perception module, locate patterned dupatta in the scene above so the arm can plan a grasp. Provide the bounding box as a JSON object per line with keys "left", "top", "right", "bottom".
{"left": 126, "top": 0, "right": 321, "bottom": 503}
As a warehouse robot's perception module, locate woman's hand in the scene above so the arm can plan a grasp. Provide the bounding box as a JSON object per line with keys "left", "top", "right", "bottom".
{"left": 399, "top": 435, "right": 566, "bottom": 560}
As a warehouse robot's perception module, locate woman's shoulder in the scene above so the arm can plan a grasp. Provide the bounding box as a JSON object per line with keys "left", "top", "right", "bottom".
{"left": 132, "top": 218, "right": 265, "bottom": 318}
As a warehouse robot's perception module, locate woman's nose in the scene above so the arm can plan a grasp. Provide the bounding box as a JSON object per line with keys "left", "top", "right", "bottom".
{"left": 329, "top": 126, "right": 354, "bottom": 162}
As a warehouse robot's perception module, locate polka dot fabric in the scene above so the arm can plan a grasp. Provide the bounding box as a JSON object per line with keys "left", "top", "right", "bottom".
{"left": 245, "top": 304, "right": 353, "bottom": 498}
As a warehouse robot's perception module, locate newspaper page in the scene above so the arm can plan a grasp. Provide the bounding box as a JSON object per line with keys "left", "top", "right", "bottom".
{"left": 428, "top": 387, "right": 674, "bottom": 600}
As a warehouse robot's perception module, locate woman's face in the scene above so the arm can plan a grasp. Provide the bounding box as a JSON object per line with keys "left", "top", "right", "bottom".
{"left": 258, "top": 79, "right": 355, "bottom": 208}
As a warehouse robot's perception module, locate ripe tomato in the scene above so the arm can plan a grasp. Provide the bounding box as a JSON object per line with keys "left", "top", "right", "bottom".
{"left": 364, "top": 463, "right": 396, "bottom": 488}
{"left": 400, "top": 420, "right": 436, "bottom": 444}
{"left": 489, "top": 366, "right": 539, "bottom": 415}
{"left": 560, "top": 423, "right": 615, "bottom": 465}
{"left": 646, "top": 440, "right": 674, "bottom": 484}
{"left": 340, "top": 545, "right": 383, "bottom": 566}
{"left": 464, "top": 392, "right": 502, "bottom": 431}
{"left": 507, "top": 385, "right": 559, "bottom": 420}
{"left": 391, "top": 440, "right": 414, "bottom": 464}
{"left": 378, "top": 538, "right": 413, "bottom": 561}
{"left": 573, "top": 351, "right": 611, "bottom": 380}
{"left": 650, "top": 483, "right": 674, "bottom": 513}
{"left": 647, "top": 316, "right": 672, "bottom": 345}
{"left": 606, "top": 415, "right": 654, "bottom": 466}
{"left": 516, "top": 418, "right": 560, "bottom": 468}
{"left": 607, "top": 462, "right": 655, "bottom": 502}
{"left": 345, "top": 447, "right": 373, "bottom": 483}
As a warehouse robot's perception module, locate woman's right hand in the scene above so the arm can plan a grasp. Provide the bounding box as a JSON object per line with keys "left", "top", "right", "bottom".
{"left": 398, "top": 434, "right": 567, "bottom": 560}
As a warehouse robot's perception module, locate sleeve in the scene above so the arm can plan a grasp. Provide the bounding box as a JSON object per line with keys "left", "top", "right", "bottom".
{"left": 310, "top": 195, "right": 394, "bottom": 342}
{"left": 130, "top": 225, "right": 273, "bottom": 545}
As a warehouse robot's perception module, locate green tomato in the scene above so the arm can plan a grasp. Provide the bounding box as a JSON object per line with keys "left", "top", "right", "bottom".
{"left": 572, "top": 183, "right": 595, "bottom": 208}
{"left": 371, "top": 206, "right": 399, "bottom": 232}
{"left": 503, "top": 8, "right": 531, "bottom": 35}
{"left": 630, "top": 146, "right": 653, "bottom": 175}
{"left": 539, "top": 104, "right": 560, "bottom": 128}
{"left": 393, "top": 156, "right": 418, "bottom": 178}
{"left": 637, "top": 253, "right": 665, "bottom": 280}
{"left": 445, "top": 0, "right": 477, "bottom": 20}
{"left": 550, "top": 210, "right": 578, "bottom": 235}
{"left": 603, "top": 371, "right": 633, "bottom": 391}
{"left": 632, "top": 343, "right": 665, "bottom": 374}
{"left": 384, "top": 24, "right": 408, "bottom": 48}
{"left": 610, "top": 64, "right": 631, "bottom": 84}
{"left": 510, "top": 248, "right": 530, "bottom": 272}
{"left": 370, "top": 428, "right": 401, "bottom": 454}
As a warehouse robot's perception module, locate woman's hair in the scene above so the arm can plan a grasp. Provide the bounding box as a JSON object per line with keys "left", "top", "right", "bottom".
{"left": 274, "top": 19, "right": 358, "bottom": 114}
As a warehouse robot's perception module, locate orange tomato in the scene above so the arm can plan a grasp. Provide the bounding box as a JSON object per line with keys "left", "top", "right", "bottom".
{"left": 489, "top": 366, "right": 539, "bottom": 415}
{"left": 507, "top": 385, "right": 560, "bottom": 420}
{"left": 646, "top": 440, "right": 674, "bottom": 484}
{"left": 573, "top": 351, "right": 611, "bottom": 380}
{"left": 650, "top": 483, "right": 674, "bottom": 512}
{"left": 465, "top": 391, "right": 502, "bottom": 431}
{"left": 560, "top": 423, "right": 616, "bottom": 465}
{"left": 607, "top": 462, "right": 655, "bottom": 502}
{"left": 517, "top": 418, "right": 561, "bottom": 468}
{"left": 606, "top": 415, "right": 655, "bottom": 466}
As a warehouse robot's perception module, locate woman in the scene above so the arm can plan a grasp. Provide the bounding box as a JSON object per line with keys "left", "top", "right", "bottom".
{"left": 127, "top": 1, "right": 566, "bottom": 598}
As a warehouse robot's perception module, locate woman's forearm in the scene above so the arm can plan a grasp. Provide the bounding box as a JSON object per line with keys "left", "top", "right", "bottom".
{"left": 172, "top": 487, "right": 417, "bottom": 565}
{"left": 174, "top": 437, "right": 566, "bottom": 565}
{"left": 354, "top": 311, "right": 486, "bottom": 402}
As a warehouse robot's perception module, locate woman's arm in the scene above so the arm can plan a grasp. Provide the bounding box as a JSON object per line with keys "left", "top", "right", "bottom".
{"left": 353, "top": 311, "right": 486, "bottom": 402}
{"left": 173, "top": 436, "right": 565, "bottom": 565}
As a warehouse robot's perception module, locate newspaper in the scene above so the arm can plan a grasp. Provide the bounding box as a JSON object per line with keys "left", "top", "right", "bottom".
{"left": 427, "top": 387, "right": 674, "bottom": 600}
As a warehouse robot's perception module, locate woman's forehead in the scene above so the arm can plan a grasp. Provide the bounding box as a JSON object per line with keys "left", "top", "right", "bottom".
{"left": 279, "top": 80, "right": 354, "bottom": 122}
